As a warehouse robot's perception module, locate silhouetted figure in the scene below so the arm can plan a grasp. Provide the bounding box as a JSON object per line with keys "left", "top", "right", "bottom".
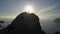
{"left": 1, "top": 12, "right": 45, "bottom": 34}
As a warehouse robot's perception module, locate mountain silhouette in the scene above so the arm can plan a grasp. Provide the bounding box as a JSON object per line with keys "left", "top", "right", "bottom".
{"left": 0, "top": 12, "right": 46, "bottom": 34}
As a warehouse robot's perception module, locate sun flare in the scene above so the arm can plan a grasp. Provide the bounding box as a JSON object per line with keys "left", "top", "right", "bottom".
{"left": 24, "top": 5, "right": 34, "bottom": 13}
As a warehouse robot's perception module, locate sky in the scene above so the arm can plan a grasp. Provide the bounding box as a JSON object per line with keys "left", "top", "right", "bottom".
{"left": 0, "top": 0, "right": 60, "bottom": 19}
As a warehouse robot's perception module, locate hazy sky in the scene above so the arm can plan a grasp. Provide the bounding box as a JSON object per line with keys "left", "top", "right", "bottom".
{"left": 0, "top": 0, "right": 60, "bottom": 18}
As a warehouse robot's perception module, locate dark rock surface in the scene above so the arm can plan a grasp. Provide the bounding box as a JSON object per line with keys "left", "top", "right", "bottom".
{"left": 54, "top": 32, "right": 60, "bottom": 34}
{"left": 0, "top": 21, "right": 5, "bottom": 30}
{"left": 54, "top": 18, "right": 60, "bottom": 23}
{"left": 0, "top": 21, "right": 5, "bottom": 23}
{"left": 0, "top": 12, "right": 46, "bottom": 34}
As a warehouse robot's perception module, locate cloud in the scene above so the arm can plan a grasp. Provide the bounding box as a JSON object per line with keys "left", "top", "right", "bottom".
{"left": 38, "top": 5, "right": 56, "bottom": 14}
{"left": 36, "top": 4, "right": 60, "bottom": 19}
{"left": 0, "top": 16, "right": 16, "bottom": 18}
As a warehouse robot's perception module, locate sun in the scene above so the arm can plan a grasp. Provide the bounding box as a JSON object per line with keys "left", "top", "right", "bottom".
{"left": 24, "top": 5, "right": 34, "bottom": 13}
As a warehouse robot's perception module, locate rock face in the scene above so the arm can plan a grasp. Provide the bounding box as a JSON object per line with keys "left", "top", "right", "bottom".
{"left": 54, "top": 18, "right": 60, "bottom": 23}
{"left": 0, "top": 12, "right": 46, "bottom": 34}
{"left": 0, "top": 21, "right": 5, "bottom": 27}
{"left": 54, "top": 32, "right": 60, "bottom": 34}
{"left": 0, "top": 21, "right": 5, "bottom": 23}
{"left": 0, "top": 21, "right": 5, "bottom": 30}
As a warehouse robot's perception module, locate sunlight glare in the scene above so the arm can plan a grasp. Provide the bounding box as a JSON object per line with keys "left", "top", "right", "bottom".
{"left": 24, "top": 5, "right": 34, "bottom": 13}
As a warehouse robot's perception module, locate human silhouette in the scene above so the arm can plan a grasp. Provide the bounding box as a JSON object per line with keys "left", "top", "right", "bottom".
{"left": 0, "top": 12, "right": 46, "bottom": 34}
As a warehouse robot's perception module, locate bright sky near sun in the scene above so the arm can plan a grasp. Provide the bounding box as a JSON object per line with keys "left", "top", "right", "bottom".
{"left": 0, "top": 0, "right": 60, "bottom": 18}
{"left": 24, "top": 5, "right": 34, "bottom": 13}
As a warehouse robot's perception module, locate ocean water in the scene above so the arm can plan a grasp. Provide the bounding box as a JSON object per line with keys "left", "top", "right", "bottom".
{"left": 0, "top": 18, "right": 60, "bottom": 34}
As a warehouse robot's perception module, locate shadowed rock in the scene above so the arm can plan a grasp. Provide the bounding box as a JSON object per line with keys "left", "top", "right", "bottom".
{"left": 0, "top": 12, "right": 46, "bottom": 34}
{"left": 0, "top": 21, "right": 5, "bottom": 23}
{"left": 54, "top": 18, "right": 60, "bottom": 23}
{"left": 0, "top": 21, "right": 5, "bottom": 30}
{"left": 54, "top": 32, "right": 60, "bottom": 34}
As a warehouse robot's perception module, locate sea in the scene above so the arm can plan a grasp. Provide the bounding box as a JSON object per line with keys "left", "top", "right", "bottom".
{"left": 0, "top": 18, "right": 60, "bottom": 34}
